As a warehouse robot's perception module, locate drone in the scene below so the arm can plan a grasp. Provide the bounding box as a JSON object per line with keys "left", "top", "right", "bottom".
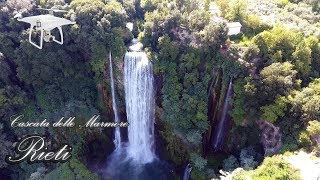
{"left": 14, "top": 8, "right": 76, "bottom": 49}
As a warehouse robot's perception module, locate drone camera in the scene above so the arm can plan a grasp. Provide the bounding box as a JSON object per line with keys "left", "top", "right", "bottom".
{"left": 43, "top": 30, "right": 54, "bottom": 42}
{"left": 44, "top": 34, "right": 54, "bottom": 42}
{"left": 49, "top": 37, "right": 53, "bottom": 42}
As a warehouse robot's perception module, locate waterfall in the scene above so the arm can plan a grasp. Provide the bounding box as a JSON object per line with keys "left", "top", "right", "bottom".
{"left": 104, "top": 30, "right": 169, "bottom": 179}
{"left": 207, "top": 70, "right": 221, "bottom": 125}
{"left": 206, "top": 70, "right": 220, "bottom": 151}
{"left": 207, "top": 70, "right": 217, "bottom": 99}
{"left": 109, "top": 52, "right": 121, "bottom": 149}
{"left": 183, "top": 164, "right": 192, "bottom": 180}
{"left": 124, "top": 51, "right": 156, "bottom": 164}
{"left": 212, "top": 79, "right": 233, "bottom": 151}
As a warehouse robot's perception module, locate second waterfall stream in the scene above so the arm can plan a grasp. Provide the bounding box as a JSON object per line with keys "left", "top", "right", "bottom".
{"left": 109, "top": 52, "right": 121, "bottom": 149}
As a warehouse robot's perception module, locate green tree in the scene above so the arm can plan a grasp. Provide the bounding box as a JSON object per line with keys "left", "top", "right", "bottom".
{"left": 105, "top": 0, "right": 127, "bottom": 28}
{"left": 298, "top": 130, "right": 312, "bottom": 147}
{"left": 190, "top": 153, "right": 207, "bottom": 171}
{"left": 306, "top": 120, "right": 320, "bottom": 145}
{"left": 292, "top": 41, "right": 312, "bottom": 77}
{"left": 251, "top": 155, "right": 300, "bottom": 180}
{"left": 260, "top": 96, "right": 287, "bottom": 123}
{"left": 239, "top": 147, "right": 258, "bottom": 170}
{"left": 260, "top": 62, "right": 298, "bottom": 98}
{"left": 196, "top": 23, "right": 227, "bottom": 52}
{"left": 223, "top": 155, "right": 301, "bottom": 179}
{"left": 245, "top": 14, "right": 271, "bottom": 35}
{"left": 231, "top": 79, "right": 246, "bottom": 126}
{"left": 252, "top": 25, "right": 303, "bottom": 64}
{"left": 226, "top": 0, "right": 248, "bottom": 22}
{"left": 307, "top": 120, "right": 320, "bottom": 137}
{"left": 223, "top": 155, "right": 239, "bottom": 172}
{"left": 289, "top": 79, "right": 320, "bottom": 122}
{"left": 216, "top": 0, "right": 229, "bottom": 17}
{"left": 306, "top": 36, "right": 320, "bottom": 76}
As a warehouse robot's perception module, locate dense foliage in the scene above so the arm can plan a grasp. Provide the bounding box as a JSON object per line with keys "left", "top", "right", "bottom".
{"left": 0, "top": 0, "right": 130, "bottom": 178}
{"left": 231, "top": 155, "right": 301, "bottom": 180}
{"left": 138, "top": 0, "right": 226, "bottom": 176}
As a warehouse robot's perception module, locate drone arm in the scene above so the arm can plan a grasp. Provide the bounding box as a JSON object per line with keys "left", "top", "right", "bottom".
{"left": 29, "top": 24, "right": 43, "bottom": 49}
{"left": 53, "top": 26, "right": 63, "bottom": 45}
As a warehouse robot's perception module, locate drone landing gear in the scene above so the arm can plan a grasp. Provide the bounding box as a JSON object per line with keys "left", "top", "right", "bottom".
{"left": 29, "top": 25, "right": 43, "bottom": 49}
{"left": 48, "top": 27, "right": 63, "bottom": 45}
{"left": 53, "top": 27, "right": 63, "bottom": 45}
{"left": 28, "top": 25, "right": 64, "bottom": 49}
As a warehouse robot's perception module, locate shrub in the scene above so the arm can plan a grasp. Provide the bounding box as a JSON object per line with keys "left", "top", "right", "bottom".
{"left": 260, "top": 96, "right": 287, "bottom": 123}
{"left": 239, "top": 147, "right": 258, "bottom": 170}
{"left": 251, "top": 155, "right": 301, "bottom": 180}
{"left": 276, "top": 0, "right": 291, "bottom": 8}
{"left": 306, "top": 120, "right": 320, "bottom": 138}
{"left": 306, "top": 120, "right": 320, "bottom": 145}
{"left": 223, "top": 155, "right": 239, "bottom": 172}
{"left": 243, "top": 44, "right": 260, "bottom": 62}
{"left": 230, "top": 168, "right": 249, "bottom": 180}
{"left": 298, "top": 130, "right": 312, "bottom": 147}
{"left": 244, "top": 15, "right": 272, "bottom": 35}
{"left": 280, "top": 143, "right": 299, "bottom": 154}
{"left": 190, "top": 153, "right": 207, "bottom": 171}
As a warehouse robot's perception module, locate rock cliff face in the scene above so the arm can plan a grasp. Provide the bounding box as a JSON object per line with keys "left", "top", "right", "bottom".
{"left": 257, "top": 120, "right": 282, "bottom": 156}
{"left": 205, "top": 69, "right": 235, "bottom": 152}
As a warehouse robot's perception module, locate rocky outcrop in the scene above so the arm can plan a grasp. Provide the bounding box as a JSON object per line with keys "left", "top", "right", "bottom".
{"left": 257, "top": 120, "right": 282, "bottom": 156}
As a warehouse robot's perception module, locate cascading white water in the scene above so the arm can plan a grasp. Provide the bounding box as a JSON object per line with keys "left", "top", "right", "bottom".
{"left": 124, "top": 51, "right": 156, "bottom": 164}
{"left": 109, "top": 52, "right": 121, "bottom": 149}
{"left": 212, "top": 79, "right": 233, "bottom": 150}
{"left": 104, "top": 25, "right": 164, "bottom": 179}
{"left": 183, "top": 164, "right": 192, "bottom": 180}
